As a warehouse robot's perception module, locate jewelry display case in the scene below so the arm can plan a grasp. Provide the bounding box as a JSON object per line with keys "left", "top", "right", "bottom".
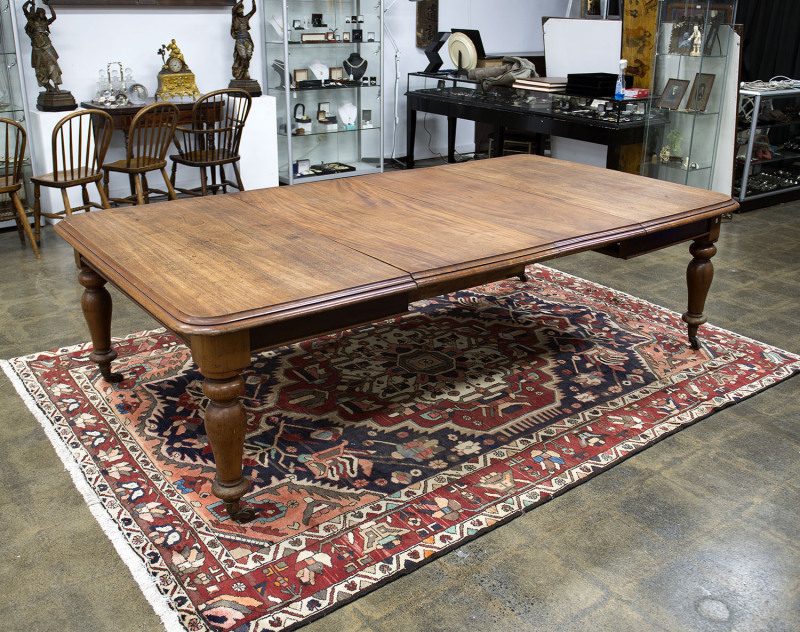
{"left": 407, "top": 72, "right": 662, "bottom": 130}
{"left": 640, "top": 0, "right": 738, "bottom": 190}
{"left": 263, "top": 0, "right": 383, "bottom": 184}
{"left": 0, "top": 5, "right": 35, "bottom": 229}
{"left": 734, "top": 86, "right": 800, "bottom": 210}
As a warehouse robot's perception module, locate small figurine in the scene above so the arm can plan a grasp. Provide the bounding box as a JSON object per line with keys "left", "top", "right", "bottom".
{"left": 689, "top": 25, "right": 703, "bottom": 56}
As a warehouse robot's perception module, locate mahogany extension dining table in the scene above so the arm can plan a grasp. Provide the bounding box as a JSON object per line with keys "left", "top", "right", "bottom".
{"left": 54, "top": 154, "right": 738, "bottom": 522}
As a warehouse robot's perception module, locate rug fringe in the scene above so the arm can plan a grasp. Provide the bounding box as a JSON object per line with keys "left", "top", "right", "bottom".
{"left": 1, "top": 359, "right": 186, "bottom": 632}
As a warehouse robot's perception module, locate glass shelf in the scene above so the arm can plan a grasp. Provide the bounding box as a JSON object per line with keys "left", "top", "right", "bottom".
{"left": 264, "top": 0, "right": 384, "bottom": 184}
{"left": 639, "top": 0, "right": 737, "bottom": 190}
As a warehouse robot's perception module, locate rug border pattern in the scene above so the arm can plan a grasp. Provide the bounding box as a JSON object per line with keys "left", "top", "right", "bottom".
{"left": 3, "top": 265, "right": 799, "bottom": 632}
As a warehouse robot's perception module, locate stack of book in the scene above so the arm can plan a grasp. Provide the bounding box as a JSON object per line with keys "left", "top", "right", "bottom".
{"left": 511, "top": 76, "right": 568, "bottom": 93}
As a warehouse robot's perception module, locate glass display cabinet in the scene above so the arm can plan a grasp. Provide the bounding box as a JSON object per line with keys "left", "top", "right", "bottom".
{"left": 0, "top": 4, "right": 34, "bottom": 228}
{"left": 263, "top": 0, "right": 383, "bottom": 184}
{"left": 734, "top": 86, "right": 800, "bottom": 210}
{"left": 640, "top": 0, "right": 737, "bottom": 190}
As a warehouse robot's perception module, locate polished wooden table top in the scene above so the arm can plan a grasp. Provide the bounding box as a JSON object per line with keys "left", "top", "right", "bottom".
{"left": 54, "top": 153, "right": 738, "bottom": 520}
{"left": 55, "top": 154, "right": 734, "bottom": 339}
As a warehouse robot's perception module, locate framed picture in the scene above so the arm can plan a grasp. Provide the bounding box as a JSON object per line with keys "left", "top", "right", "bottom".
{"left": 668, "top": 18, "right": 700, "bottom": 54}
{"left": 342, "top": 32, "right": 351, "bottom": 42}
{"left": 293, "top": 69, "right": 309, "bottom": 83}
{"left": 657, "top": 78, "right": 690, "bottom": 110}
{"left": 352, "top": 29, "right": 363, "bottom": 42}
{"left": 330, "top": 66, "right": 344, "bottom": 80}
{"left": 686, "top": 73, "right": 715, "bottom": 112}
{"left": 665, "top": 2, "right": 732, "bottom": 23}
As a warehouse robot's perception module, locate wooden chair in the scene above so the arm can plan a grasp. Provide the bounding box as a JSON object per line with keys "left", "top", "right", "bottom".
{"left": 31, "top": 109, "right": 114, "bottom": 242}
{"left": 0, "top": 118, "right": 39, "bottom": 258}
{"left": 103, "top": 101, "right": 180, "bottom": 205}
{"left": 170, "top": 89, "right": 252, "bottom": 196}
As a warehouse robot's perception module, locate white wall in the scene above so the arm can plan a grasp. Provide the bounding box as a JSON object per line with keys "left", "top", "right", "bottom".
{"left": 13, "top": 3, "right": 259, "bottom": 113}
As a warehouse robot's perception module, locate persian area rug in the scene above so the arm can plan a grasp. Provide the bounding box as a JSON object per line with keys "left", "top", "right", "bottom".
{"left": 4, "top": 265, "right": 799, "bottom": 632}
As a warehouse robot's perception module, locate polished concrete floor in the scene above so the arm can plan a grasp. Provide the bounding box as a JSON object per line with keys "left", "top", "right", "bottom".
{"left": 0, "top": 193, "right": 798, "bottom": 632}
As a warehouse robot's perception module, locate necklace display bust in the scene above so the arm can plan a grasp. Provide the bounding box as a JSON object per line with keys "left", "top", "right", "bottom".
{"left": 343, "top": 53, "right": 367, "bottom": 81}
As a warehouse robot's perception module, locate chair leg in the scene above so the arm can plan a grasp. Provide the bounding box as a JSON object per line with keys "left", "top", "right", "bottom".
{"left": 161, "top": 168, "right": 179, "bottom": 201}
{"left": 96, "top": 180, "right": 111, "bottom": 209}
{"left": 14, "top": 209, "right": 25, "bottom": 246}
{"left": 218, "top": 165, "right": 227, "bottom": 194}
{"left": 12, "top": 192, "right": 40, "bottom": 259}
{"left": 81, "top": 184, "right": 91, "bottom": 211}
{"left": 33, "top": 183, "right": 42, "bottom": 245}
{"left": 61, "top": 189, "right": 74, "bottom": 216}
{"left": 133, "top": 175, "right": 145, "bottom": 206}
{"left": 232, "top": 161, "right": 245, "bottom": 192}
{"left": 170, "top": 161, "right": 178, "bottom": 187}
{"left": 210, "top": 163, "right": 218, "bottom": 194}
{"left": 128, "top": 174, "right": 137, "bottom": 202}
{"left": 103, "top": 171, "right": 111, "bottom": 203}
{"left": 142, "top": 173, "right": 150, "bottom": 204}
{"left": 200, "top": 167, "right": 208, "bottom": 197}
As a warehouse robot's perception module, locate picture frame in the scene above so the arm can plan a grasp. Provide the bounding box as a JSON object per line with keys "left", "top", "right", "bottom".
{"left": 342, "top": 32, "right": 351, "bottom": 42}
{"left": 657, "top": 78, "right": 690, "bottom": 110}
{"left": 668, "top": 17, "right": 700, "bottom": 55}
{"left": 293, "top": 68, "right": 309, "bottom": 83}
{"left": 330, "top": 66, "right": 344, "bottom": 80}
{"left": 686, "top": 73, "right": 715, "bottom": 112}
{"left": 665, "top": 2, "right": 732, "bottom": 23}
{"left": 352, "top": 29, "right": 363, "bottom": 42}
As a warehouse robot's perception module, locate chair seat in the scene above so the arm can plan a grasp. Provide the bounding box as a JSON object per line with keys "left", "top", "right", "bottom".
{"left": 31, "top": 168, "right": 104, "bottom": 187}
{"left": 0, "top": 181, "right": 23, "bottom": 195}
{"left": 170, "top": 148, "right": 240, "bottom": 167}
{"left": 104, "top": 156, "right": 168, "bottom": 173}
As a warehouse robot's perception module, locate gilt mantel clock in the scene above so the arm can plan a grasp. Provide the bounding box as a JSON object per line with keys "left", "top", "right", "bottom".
{"left": 155, "top": 39, "right": 200, "bottom": 101}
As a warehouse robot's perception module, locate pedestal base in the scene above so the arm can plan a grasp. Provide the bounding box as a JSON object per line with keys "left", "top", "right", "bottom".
{"left": 37, "top": 90, "right": 77, "bottom": 112}
{"left": 229, "top": 79, "right": 262, "bottom": 97}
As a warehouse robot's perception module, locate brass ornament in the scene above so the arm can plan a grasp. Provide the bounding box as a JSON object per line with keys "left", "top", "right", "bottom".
{"left": 155, "top": 39, "right": 200, "bottom": 101}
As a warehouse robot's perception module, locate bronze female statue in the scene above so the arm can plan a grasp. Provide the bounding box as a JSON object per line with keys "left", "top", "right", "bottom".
{"left": 231, "top": 0, "right": 257, "bottom": 81}
{"left": 22, "top": 0, "right": 62, "bottom": 92}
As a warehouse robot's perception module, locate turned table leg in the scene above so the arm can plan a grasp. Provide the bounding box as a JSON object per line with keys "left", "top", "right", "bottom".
{"left": 78, "top": 264, "right": 124, "bottom": 383}
{"left": 190, "top": 332, "right": 255, "bottom": 523}
{"left": 682, "top": 238, "right": 717, "bottom": 350}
